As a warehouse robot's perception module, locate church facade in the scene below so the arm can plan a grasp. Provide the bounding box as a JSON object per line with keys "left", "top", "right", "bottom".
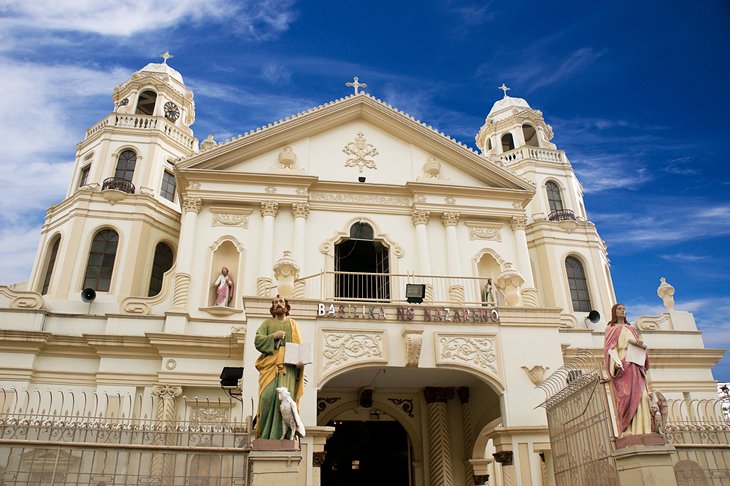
{"left": 0, "top": 58, "right": 723, "bottom": 485}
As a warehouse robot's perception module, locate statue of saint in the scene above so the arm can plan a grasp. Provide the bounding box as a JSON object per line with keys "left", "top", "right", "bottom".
{"left": 213, "top": 267, "right": 234, "bottom": 306}
{"left": 604, "top": 303, "right": 652, "bottom": 436}
{"left": 482, "top": 278, "right": 496, "bottom": 305}
{"left": 254, "top": 295, "right": 305, "bottom": 439}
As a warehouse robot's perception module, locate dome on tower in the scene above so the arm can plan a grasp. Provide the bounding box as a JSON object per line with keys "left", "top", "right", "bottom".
{"left": 138, "top": 61, "right": 185, "bottom": 85}
{"left": 487, "top": 95, "right": 531, "bottom": 123}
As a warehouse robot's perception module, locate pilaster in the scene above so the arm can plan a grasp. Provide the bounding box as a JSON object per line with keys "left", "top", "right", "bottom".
{"left": 424, "top": 387, "right": 455, "bottom": 486}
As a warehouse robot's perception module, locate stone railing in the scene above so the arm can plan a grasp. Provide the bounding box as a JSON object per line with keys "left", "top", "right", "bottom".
{"left": 492, "top": 146, "right": 565, "bottom": 165}
{"left": 85, "top": 113, "right": 195, "bottom": 150}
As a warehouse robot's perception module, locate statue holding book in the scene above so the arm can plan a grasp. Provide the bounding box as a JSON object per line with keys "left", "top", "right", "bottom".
{"left": 254, "top": 295, "right": 309, "bottom": 440}
{"left": 604, "top": 303, "right": 652, "bottom": 436}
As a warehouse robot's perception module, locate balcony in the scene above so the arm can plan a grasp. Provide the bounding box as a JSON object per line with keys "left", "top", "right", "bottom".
{"left": 85, "top": 113, "right": 196, "bottom": 150}
{"left": 492, "top": 146, "right": 565, "bottom": 165}
{"left": 102, "top": 177, "right": 135, "bottom": 194}
{"left": 548, "top": 209, "right": 576, "bottom": 222}
{"left": 297, "top": 271, "right": 504, "bottom": 307}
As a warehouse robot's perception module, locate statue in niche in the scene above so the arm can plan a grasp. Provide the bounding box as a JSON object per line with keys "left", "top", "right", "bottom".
{"left": 482, "top": 278, "right": 496, "bottom": 306}
{"left": 254, "top": 295, "right": 306, "bottom": 440}
{"left": 212, "top": 267, "right": 234, "bottom": 306}
{"left": 604, "top": 303, "right": 652, "bottom": 436}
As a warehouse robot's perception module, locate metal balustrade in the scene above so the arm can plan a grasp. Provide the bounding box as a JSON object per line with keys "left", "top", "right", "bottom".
{"left": 101, "top": 177, "right": 135, "bottom": 194}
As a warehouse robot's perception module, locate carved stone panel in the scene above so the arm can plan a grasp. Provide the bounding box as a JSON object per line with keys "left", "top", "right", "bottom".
{"left": 465, "top": 222, "right": 503, "bottom": 241}
{"left": 435, "top": 333, "right": 501, "bottom": 381}
{"left": 320, "top": 329, "right": 387, "bottom": 380}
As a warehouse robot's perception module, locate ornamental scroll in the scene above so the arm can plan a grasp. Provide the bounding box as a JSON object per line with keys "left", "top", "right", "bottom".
{"left": 319, "top": 329, "right": 387, "bottom": 381}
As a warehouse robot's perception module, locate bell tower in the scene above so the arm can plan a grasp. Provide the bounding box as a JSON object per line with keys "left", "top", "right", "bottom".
{"left": 28, "top": 54, "right": 198, "bottom": 312}
{"left": 476, "top": 86, "right": 615, "bottom": 327}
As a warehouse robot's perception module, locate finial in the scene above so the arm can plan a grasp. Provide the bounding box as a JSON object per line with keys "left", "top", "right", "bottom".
{"left": 498, "top": 83, "right": 511, "bottom": 98}
{"left": 346, "top": 76, "right": 367, "bottom": 95}
{"left": 161, "top": 50, "right": 174, "bottom": 64}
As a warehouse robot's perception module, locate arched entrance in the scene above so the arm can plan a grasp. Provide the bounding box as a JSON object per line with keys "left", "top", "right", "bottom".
{"left": 317, "top": 366, "right": 504, "bottom": 486}
{"left": 321, "top": 412, "right": 410, "bottom": 486}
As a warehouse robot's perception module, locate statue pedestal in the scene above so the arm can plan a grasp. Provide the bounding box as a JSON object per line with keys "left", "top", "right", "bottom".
{"left": 249, "top": 446, "right": 303, "bottom": 486}
{"left": 612, "top": 442, "right": 678, "bottom": 486}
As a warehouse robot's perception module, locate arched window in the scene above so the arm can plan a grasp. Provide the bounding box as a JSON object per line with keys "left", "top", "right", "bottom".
{"left": 41, "top": 236, "right": 61, "bottom": 295}
{"left": 335, "top": 222, "right": 389, "bottom": 301}
{"left": 566, "top": 256, "right": 591, "bottom": 312}
{"left": 522, "top": 124, "right": 539, "bottom": 147}
{"left": 84, "top": 229, "right": 119, "bottom": 292}
{"left": 135, "top": 90, "right": 157, "bottom": 116}
{"left": 545, "top": 181, "right": 564, "bottom": 212}
{"left": 148, "top": 242, "right": 174, "bottom": 296}
{"left": 487, "top": 138, "right": 492, "bottom": 151}
{"left": 501, "top": 133, "right": 515, "bottom": 152}
{"left": 115, "top": 150, "right": 137, "bottom": 182}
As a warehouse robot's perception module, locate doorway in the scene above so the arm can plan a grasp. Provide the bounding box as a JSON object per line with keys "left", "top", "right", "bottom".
{"left": 321, "top": 419, "right": 411, "bottom": 486}
{"left": 335, "top": 222, "right": 390, "bottom": 301}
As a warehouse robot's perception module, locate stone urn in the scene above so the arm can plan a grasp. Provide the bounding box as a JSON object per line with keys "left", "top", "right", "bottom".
{"left": 495, "top": 263, "right": 525, "bottom": 307}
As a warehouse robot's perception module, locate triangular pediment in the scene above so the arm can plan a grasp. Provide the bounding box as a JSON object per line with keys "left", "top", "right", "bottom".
{"left": 178, "top": 94, "right": 534, "bottom": 192}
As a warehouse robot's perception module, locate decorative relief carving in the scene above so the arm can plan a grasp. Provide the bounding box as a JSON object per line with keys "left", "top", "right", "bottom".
{"left": 278, "top": 146, "right": 297, "bottom": 168}
{"left": 521, "top": 365, "right": 549, "bottom": 385}
{"left": 493, "top": 451, "right": 513, "bottom": 466}
{"left": 465, "top": 222, "right": 502, "bottom": 241}
{"left": 512, "top": 201, "right": 522, "bottom": 209}
{"left": 296, "top": 187, "right": 308, "bottom": 196}
{"left": 402, "top": 328, "right": 424, "bottom": 367}
{"left": 343, "top": 132, "right": 379, "bottom": 172}
{"left": 265, "top": 186, "right": 277, "bottom": 194}
{"left": 152, "top": 384, "right": 182, "bottom": 401}
{"left": 182, "top": 197, "right": 202, "bottom": 214}
{"left": 445, "top": 196, "right": 456, "bottom": 205}
{"left": 292, "top": 202, "right": 310, "bottom": 219}
{"left": 260, "top": 201, "right": 279, "bottom": 217}
{"left": 190, "top": 406, "right": 231, "bottom": 425}
{"left": 436, "top": 334, "right": 498, "bottom": 376}
{"left": 321, "top": 331, "right": 385, "bottom": 373}
{"left": 511, "top": 216, "right": 527, "bottom": 231}
{"left": 310, "top": 192, "right": 411, "bottom": 206}
{"left": 0, "top": 286, "right": 43, "bottom": 310}
{"left": 423, "top": 386, "right": 455, "bottom": 404}
{"left": 414, "top": 194, "right": 427, "bottom": 203}
{"left": 317, "top": 397, "right": 342, "bottom": 415}
{"left": 212, "top": 213, "right": 248, "bottom": 228}
{"left": 187, "top": 181, "right": 201, "bottom": 190}
{"left": 412, "top": 210, "right": 430, "bottom": 226}
{"left": 388, "top": 398, "right": 414, "bottom": 417}
{"left": 165, "top": 359, "right": 177, "bottom": 370}
{"left": 441, "top": 211, "right": 460, "bottom": 227}
{"left": 313, "top": 451, "right": 327, "bottom": 468}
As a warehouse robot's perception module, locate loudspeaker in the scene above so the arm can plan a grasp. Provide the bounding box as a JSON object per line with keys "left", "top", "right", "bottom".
{"left": 81, "top": 288, "right": 96, "bottom": 303}
{"left": 587, "top": 310, "right": 601, "bottom": 323}
{"left": 359, "top": 388, "right": 373, "bottom": 408}
{"left": 219, "top": 367, "right": 244, "bottom": 388}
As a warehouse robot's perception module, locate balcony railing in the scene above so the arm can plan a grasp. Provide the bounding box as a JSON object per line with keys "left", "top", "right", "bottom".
{"left": 102, "top": 177, "right": 135, "bottom": 194}
{"left": 296, "top": 271, "right": 503, "bottom": 306}
{"left": 548, "top": 209, "right": 576, "bottom": 221}
{"left": 85, "top": 113, "right": 196, "bottom": 150}
{"left": 493, "top": 146, "right": 565, "bottom": 165}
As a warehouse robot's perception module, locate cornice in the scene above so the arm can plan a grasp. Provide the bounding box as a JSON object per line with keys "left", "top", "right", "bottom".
{"left": 146, "top": 332, "right": 244, "bottom": 359}
{"left": 84, "top": 334, "right": 158, "bottom": 358}
{"left": 0, "top": 330, "right": 50, "bottom": 352}
{"left": 562, "top": 347, "right": 725, "bottom": 368}
{"left": 176, "top": 94, "right": 533, "bottom": 191}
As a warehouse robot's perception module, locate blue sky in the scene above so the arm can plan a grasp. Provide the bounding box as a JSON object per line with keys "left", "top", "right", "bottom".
{"left": 0, "top": 1, "right": 729, "bottom": 379}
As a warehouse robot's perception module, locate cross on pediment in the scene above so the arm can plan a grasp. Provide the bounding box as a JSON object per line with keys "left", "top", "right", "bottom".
{"left": 346, "top": 76, "right": 367, "bottom": 95}
{"left": 161, "top": 50, "right": 174, "bottom": 64}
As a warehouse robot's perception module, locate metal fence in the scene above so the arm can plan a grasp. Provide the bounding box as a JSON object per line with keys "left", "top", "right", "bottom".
{"left": 0, "top": 389, "right": 250, "bottom": 485}
{"left": 665, "top": 399, "right": 730, "bottom": 485}
{"left": 538, "top": 351, "right": 620, "bottom": 486}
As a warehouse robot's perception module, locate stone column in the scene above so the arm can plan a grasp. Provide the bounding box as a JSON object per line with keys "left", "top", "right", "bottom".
{"left": 412, "top": 210, "right": 432, "bottom": 273}
{"left": 458, "top": 387, "right": 476, "bottom": 486}
{"left": 257, "top": 201, "right": 279, "bottom": 296}
{"left": 292, "top": 203, "right": 309, "bottom": 263}
{"left": 170, "top": 197, "right": 201, "bottom": 312}
{"left": 493, "top": 451, "right": 515, "bottom": 486}
{"left": 151, "top": 384, "right": 182, "bottom": 485}
{"left": 511, "top": 216, "right": 539, "bottom": 307}
{"left": 442, "top": 212, "right": 464, "bottom": 302}
{"left": 413, "top": 210, "right": 433, "bottom": 301}
{"left": 424, "top": 387, "right": 455, "bottom": 486}
{"left": 292, "top": 203, "right": 309, "bottom": 299}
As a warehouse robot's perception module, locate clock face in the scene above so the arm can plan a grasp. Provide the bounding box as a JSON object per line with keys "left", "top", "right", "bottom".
{"left": 164, "top": 101, "right": 180, "bottom": 122}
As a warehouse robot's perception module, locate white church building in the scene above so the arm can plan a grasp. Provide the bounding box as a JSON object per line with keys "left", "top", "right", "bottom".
{"left": 0, "top": 57, "right": 723, "bottom": 485}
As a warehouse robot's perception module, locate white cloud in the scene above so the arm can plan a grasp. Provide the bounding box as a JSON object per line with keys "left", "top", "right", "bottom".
{"left": 0, "top": 0, "right": 295, "bottom": 40}
{"left": 0, "top": 224, "right": 43, "bottom": 285}
{"left": 659, "top": 253, "right": 708, "bottom": 262}
{"left": 261, "top": 63, "right": 292, "bottom": 84}
{"left": 573, "top": 153, "right": 652, "bottom": 193}
{"left": 497, "top": 48, "right": 604, "bottom": 93}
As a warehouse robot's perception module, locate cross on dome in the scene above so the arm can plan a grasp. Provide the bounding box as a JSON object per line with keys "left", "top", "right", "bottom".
{"left": 346, "top": 76, "right": 367, "bottom": 95}
{"left": 498, "top": 83, "right": 511, "bottom": 98}
{"left": 161, "top": 50, "right": 174, "bottom": 64}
